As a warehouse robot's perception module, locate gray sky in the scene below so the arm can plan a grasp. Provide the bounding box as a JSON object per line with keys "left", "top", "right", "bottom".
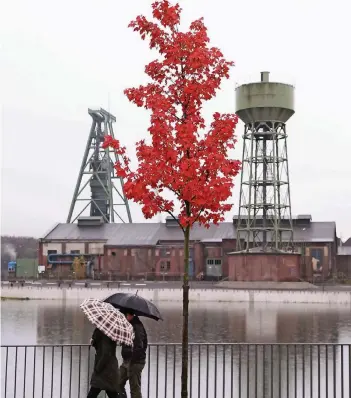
{"left": 1, "top": 0, "right": 351, "bottom": 240}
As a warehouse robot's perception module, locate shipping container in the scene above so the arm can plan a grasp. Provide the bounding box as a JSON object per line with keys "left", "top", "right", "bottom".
{"left": 15, "top": 258, "right": 38, "bottom": 278}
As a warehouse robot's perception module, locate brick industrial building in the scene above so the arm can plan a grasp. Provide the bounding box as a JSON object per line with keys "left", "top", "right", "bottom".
{"left": 39, "top": 214, "right": 337, "bottom": 281}
{"left": 36, "top": 98, "right": 347, "bottom": 282}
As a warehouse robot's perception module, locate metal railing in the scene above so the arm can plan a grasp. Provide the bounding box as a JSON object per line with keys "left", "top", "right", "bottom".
{"left": 1, "top": 343, "right": 350, "bottom": 397}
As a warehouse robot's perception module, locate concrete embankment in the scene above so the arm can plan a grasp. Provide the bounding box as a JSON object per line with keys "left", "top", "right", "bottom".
{"left": 1, "top": 286, "right": 351, "bottom": 304}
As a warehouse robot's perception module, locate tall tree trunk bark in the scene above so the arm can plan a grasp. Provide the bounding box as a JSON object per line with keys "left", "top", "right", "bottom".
{"left": 181, "top": 224, "right": 190, "bottom": 398}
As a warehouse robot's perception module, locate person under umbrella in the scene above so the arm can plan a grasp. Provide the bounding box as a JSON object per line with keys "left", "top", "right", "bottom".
{"left": 80, "top": 298, "right": 134, "bottom": 398}
{"left": 104, "top": 292, "right": 162, "bottom": 398}
{"left": 119, "top": 308, "right": 148, "bottom": 398}
{"left": 104, "top": 291, "right": 163, "bottom": 321}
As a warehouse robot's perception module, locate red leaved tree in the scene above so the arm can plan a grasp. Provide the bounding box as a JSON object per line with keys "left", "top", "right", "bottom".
{"left": 104, "top": 1, "right": 240, "bottom": 396}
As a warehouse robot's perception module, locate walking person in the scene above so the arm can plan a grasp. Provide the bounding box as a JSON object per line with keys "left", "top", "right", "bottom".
{"left": 79, "top": 299, "right": 135, "bottom": 398}
{"left": 87, "top": 328, "right": 120, "bottom": 398}
{"left": 119, "top": 311, "right": 148, "bottom": 398}
{"left": 102, "top": 292, "right": 162, "bottom": 397}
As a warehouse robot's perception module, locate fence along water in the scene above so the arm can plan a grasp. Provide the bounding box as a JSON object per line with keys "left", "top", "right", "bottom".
{"left": 1, "top": 343, "right": 350, "bottom": 398}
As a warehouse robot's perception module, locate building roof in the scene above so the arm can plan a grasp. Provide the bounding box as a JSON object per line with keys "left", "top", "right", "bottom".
{"left": 41, "top": 220, "right": 336, "bottom": 246}
{"left": 338, "top": 246, "right": 351, "bottom": 255}
{"left": 41, "top": 223, "right": 162, "bottom": 246}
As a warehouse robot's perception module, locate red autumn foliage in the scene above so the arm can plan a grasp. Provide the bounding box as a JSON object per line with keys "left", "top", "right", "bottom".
{"left": 105, "top": 2, "right": 240, "bottom": 396}
{"left": 104, "top": 1, "right": 240, "bottom": 230}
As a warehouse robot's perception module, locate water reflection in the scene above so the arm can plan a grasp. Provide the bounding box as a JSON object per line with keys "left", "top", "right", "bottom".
{"left": 1, "top": 301, "right": 351, "bottom": 345}
{"left": 1, "top": 301, "right": 350, "bottom": 398}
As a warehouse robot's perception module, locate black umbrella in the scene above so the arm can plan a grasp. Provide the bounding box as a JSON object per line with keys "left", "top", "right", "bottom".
{"left": 104, "top": 292, "right": 163, "bottom": 321}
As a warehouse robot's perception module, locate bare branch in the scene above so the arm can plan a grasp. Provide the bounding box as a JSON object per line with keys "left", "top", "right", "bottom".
{"left": 165, "top": 210, "right": 185, "bottom": 233}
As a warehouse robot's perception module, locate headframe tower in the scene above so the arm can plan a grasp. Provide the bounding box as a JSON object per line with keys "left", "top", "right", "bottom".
{"left": 67, "top": 108, "right": 132, "bottom": 224}
{"left": 235, "top": 72, "right": 294, "bottom": 251}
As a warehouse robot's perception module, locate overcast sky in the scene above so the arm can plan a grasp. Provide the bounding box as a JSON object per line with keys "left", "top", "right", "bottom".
{"left": 1, "top": 0, "right": 350, "bottom": 240}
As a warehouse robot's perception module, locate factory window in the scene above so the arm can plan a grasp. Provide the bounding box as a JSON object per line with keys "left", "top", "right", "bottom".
{"left": 206, "top": 259, "right": 222, "bottom": 266}
{"left": 47, "top": 250, "right": 57, "bottom": 255}
{"left": 70, "top": 250, "right": 80, "bottom": 254}
{"left": 160, "top": 261, "right": 171, "bottom": 272}
{"left": 160, "top": 247, "right": 171, "bottom": 257}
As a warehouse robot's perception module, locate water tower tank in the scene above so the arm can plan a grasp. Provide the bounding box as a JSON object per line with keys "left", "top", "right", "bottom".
{"left": 235, "top": 71, "right": 295, "bottom": 123}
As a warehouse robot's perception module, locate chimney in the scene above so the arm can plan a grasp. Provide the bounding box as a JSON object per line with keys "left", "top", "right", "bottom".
{"left": 260, "top": 71, "right": 270, "bottom": 82}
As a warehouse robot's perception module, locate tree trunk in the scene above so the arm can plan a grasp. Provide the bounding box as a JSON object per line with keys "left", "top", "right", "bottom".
{"left": 181, "top": 224, "right": 190, "bottom": 398}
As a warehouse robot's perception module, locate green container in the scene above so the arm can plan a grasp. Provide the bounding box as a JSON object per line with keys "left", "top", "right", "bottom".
{"left": 16, "top": 258, "right": 38, "bottom": 278}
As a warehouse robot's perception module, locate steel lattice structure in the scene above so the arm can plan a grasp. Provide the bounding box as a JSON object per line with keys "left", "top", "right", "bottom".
{"left": 235, "top": 72, "right": 294, "bottom": 252}
{"left": 67, "top": 108, "right": 132, "bottom": 224}
{"left": 236, "top": 121, "right": 293, "bottom": 251}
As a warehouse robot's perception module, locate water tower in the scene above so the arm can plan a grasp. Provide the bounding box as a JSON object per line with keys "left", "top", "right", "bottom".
{"left": 235, "top": 72, "right": 294, "bottom": 252}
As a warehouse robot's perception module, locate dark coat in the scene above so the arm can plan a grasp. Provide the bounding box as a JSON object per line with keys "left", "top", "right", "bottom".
{"left": 90, "top": 328, "right": 119, "bottom": 392}
{"left": 121, "top": 317, "right": 148, "bottom": 364}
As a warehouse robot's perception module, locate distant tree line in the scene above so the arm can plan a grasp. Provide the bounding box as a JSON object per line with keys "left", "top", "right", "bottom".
{"left": 1, "top": 236, "right": 38, "bottom": 277}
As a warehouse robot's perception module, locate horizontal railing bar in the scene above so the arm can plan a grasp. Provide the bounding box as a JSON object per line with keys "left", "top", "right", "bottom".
{"left": 1, "top": 343, "right": 351, "bottom": 348}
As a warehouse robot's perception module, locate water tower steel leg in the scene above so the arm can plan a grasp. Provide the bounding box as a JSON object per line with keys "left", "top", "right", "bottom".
{"left": 247, "top": 127, "right": 255, "bottom": 249}
{"left": 253, "top": 138, "right": 258, "bottom": 221}
{"left": 283, "top": 129, "right": 294, "bottom": 248}
{"left": 275, "top": 134, "right": 282, "bottom": 246}
{"left": 272, "top": 128, "right": 278, "bottom": 250}
{"left": 262, "top": 137, "right": 267, "bottom": 247}
{"left": 236, "top": 132, "right": 246, "bottom": 252}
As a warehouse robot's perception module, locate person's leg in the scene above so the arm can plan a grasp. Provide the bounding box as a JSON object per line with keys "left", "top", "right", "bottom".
{"left": 118, "top": 361, "right": 129, "bottom": 396}
{"left": 128, "top": 363, "right": 145, "bottom": 398}
{"left": 106, "top": 391, "right": 119, "bottom": 398}
{"left": 87, "top": 387, "right": 101, "bottom": 398}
